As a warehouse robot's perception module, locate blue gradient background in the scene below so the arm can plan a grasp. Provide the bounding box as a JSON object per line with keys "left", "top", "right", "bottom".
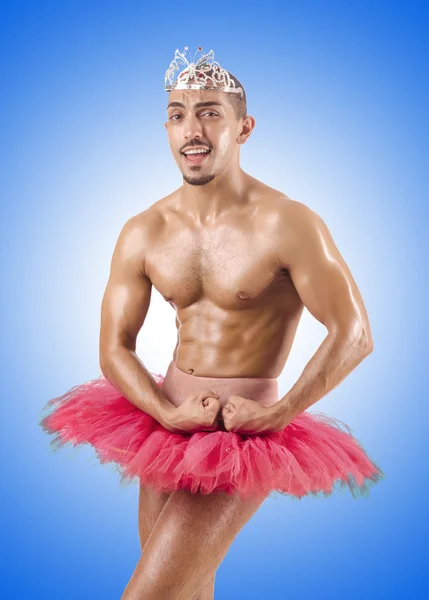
{"left": 1, "top": 1, "right": 428, "bottom": 598}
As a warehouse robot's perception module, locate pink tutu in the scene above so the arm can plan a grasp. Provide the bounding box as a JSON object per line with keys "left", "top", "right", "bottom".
{"left": 39, "top": 362, "right": 383, "bottom": 501}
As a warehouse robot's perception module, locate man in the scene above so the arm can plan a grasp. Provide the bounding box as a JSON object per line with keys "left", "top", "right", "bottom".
{"left": 94, "top": 48, "right": 379, "bottom": 600}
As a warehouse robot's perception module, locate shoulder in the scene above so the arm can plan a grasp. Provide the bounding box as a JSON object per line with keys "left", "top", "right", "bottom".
{"left": 256, "top": 187, "right": 327, "bottom": 238}
{"left": 109, "top": 201, "right": 170, "bottom": 277}
{"left": 261, "top": 193, "right": 336, "bottom": 271}
{"left": 119, "top": 193, "right": 178, "bottom": 243}
{"left": 274, "top": 194, "right": 323, "bottom": 227}
{"left": 269, "top": 192, "right": 331, "bottom": 241}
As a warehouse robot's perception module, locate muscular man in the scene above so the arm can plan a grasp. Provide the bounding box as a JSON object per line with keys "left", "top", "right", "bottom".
{"left": 97, "top": 49, "right": 375, "bottom": 600}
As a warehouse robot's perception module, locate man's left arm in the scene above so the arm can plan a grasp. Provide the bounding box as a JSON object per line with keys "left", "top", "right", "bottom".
{"left": 269, "top": 200, "right": 374, "bottom": 428}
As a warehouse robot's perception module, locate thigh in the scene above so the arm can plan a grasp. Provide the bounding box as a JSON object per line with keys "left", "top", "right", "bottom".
{"left": 137, "top": 484, "right": 171, "bottom": 551}
{"left": 123, "top": 488, "right": 268, "bottom": 600}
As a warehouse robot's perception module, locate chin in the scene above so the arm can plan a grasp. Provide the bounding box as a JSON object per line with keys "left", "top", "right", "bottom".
{"left": 183, "top": 172, "right": 216, "bottom": 186}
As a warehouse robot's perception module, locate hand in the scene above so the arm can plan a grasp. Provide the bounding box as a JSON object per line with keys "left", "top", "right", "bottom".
{"left": 221, "top": 395, "right": 287, "bottom": 435}
{"left": 163, "top": 389, "right": 222, "bottom": 434}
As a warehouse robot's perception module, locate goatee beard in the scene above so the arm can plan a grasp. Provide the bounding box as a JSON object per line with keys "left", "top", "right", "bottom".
{"left": 183, "top": 173, "right": 216, "bottom": 186}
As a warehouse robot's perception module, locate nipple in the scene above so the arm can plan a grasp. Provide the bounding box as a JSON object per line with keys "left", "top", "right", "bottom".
{"left": 236, "top": 290, "right": 251, "bottom": 300}
{"left": 163, "top": 296, "right": 175, "bottom": 308}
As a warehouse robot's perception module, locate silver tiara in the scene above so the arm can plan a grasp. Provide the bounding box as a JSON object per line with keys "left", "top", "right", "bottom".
{"left": 164, "top": 46, "right": 243, "bottom": 96}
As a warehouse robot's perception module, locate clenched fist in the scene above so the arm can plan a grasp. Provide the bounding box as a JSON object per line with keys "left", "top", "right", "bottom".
{"left": 222, "top": 395, "right": 285, "bottom": 435}
{"left": 164, "top": 389, "right": 222, "bottom": 433}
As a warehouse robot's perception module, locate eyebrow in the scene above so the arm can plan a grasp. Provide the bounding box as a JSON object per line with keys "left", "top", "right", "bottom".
{"left": 166, "top": 100, "right": 223, "bottom": 111}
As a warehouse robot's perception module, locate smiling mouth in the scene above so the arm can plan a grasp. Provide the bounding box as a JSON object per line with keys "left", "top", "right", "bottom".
{"left": 182, "top": 150, "right": 211, "bottom": 165}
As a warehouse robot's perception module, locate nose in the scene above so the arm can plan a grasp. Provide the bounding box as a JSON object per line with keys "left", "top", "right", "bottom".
{"left": 183, "top": 113, "right": 204, "bottom": 141}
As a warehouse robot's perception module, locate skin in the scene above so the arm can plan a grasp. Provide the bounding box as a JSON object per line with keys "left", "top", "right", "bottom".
{"left": 99, "top": 84, "right": 374, "bottom": 600}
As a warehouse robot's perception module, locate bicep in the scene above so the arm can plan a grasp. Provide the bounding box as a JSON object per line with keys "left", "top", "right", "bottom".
{"left": 99, "top": 217, "right": 152, "bottom": 358}
{"left": 282, "top": 203, "right": 371, "bottom": 337}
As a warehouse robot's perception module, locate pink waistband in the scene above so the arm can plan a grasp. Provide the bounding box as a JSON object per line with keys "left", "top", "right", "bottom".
{"left": 161, "top": 360, "right": 279, "bottom": 408}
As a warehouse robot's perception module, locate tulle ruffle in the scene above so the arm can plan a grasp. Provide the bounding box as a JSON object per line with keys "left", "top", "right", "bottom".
{"left": 39, "top": 372, "right": 384, "bottom": 501}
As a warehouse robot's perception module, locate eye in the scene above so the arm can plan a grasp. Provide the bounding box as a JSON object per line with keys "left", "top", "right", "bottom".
{"left": 169, "top": 111, "right": 218, "bottom": 121}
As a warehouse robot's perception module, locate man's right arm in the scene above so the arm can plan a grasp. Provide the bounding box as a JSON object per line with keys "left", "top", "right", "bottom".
{"left": 99, "top": 213, "right": 175, "bottom": 428}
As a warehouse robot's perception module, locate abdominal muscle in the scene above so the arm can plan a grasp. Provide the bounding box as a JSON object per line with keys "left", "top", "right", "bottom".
{"left": 170, "top": 290, "right": 304, "bottom": 379}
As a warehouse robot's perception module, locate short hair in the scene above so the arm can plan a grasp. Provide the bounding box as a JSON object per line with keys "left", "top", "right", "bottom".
{"left": 223, "top": 71, "right": 247, "bottom": 121}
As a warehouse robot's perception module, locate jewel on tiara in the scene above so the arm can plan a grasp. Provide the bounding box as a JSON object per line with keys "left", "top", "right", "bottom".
{"left": 164, "top": 46, "right": 243, "bottom": 96}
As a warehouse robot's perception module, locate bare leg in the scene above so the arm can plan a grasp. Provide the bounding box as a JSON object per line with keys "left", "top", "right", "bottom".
{"left": 192, "top": 573, "right": 216, "bottom": 600}
{"left": 121, "top": 488, "right": 268, "bottom": 600}
{"left": 137, "top": 484, "right": 171, "bottom": 552}
{"left": 137, "top": 484, "right": 216, "bottom": 600}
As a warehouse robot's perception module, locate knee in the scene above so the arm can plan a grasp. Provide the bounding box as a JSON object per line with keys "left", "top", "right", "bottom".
{"left": 121, "top": 570, "right": 214, "bottom": 600}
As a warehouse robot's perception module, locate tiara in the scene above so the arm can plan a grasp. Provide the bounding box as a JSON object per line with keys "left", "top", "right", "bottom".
{"left": 164, "top": 46, "right": 243, "bottom": 96}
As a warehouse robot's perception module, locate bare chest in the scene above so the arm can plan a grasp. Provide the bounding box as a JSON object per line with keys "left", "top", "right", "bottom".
{"left": 145, "top": 224, "right": 285, "bottom": 310}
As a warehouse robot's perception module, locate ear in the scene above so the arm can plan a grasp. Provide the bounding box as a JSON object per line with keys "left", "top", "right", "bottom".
{"left": 237, "top": 116, "right": 256, "bottom": 145}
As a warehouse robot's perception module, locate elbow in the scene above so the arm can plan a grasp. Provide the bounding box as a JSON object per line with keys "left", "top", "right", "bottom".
{"left": 364, "top": 337, "right": 374, "bottom": 356}
{"left": 99, "top": 351, "right": 116, "bottom": 375}
{"left": 360, "top": 320, "right": 374, "bottom": 352}
{"left": 331, "top": 322, "right": 374, "bottom": 357}
{"left": 99, "top": 346, "right": 129, "bottom": 375}
{"left": 364, "top": 333, "right": 374, "bottom": 354}
{"left": 356, "top": 326, "right": 374, "bottom": 357}
{"left": 99, "top": 354, "right": 110, "bottom": 376}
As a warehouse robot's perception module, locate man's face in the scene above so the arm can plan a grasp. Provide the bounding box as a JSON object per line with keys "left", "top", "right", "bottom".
{"left": 165, "top": 86, "right": 242, "bottom": 186}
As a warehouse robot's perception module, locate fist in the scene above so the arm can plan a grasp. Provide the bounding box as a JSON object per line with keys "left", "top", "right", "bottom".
{"left": 222, "top": 395, "right": 284, "bottom": 435}
{"left": 167, "top": 388, "right": 222, "bottom": 433}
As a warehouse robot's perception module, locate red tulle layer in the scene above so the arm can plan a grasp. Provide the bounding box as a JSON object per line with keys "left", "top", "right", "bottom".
{"left": 40, "top": 373, "right": 383, "bottom": 501}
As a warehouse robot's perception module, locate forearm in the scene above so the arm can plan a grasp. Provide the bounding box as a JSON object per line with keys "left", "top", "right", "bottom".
{"left": 272, "top": 329, "right": 373, "bottom": 425}
{"left": 100, "top": 348, "right": 175, "bottom": 427}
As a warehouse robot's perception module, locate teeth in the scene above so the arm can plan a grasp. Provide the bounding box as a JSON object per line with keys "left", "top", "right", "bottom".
{"left": 184, "top": 149, "right": 210, "bottom": 155}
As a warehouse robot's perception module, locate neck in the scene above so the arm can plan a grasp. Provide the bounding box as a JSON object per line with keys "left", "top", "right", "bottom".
{"left": 180, "top": 163, "right": 249, "bottom": 225}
